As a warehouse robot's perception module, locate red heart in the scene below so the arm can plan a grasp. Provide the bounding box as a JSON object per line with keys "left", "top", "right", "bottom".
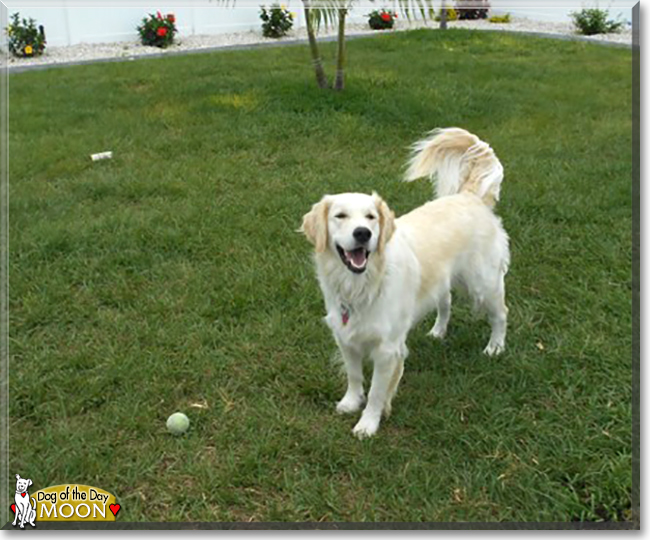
{"left": 10, "top": 503, "right": 15, "bottom": 513}
{"left": 21, "top": 493, "right": 26, "bottom": 498}
{"left": 109, "top": 504, "right": 120, "bottom": 517}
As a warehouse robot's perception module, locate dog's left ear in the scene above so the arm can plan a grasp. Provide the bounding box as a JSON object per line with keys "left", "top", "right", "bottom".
{"left": 299, "top": 196, "right": 331, "bottom": 253}
{"left": 27, "top": 479, "right": 32, "bottom": 487}
{"left": 373, "top": 192, "right": 395, "bottom": 254}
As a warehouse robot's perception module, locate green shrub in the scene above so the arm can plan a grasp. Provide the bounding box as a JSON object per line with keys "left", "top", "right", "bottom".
{"left": 434, "top": 8, "right": 458, "bottom": 22}
{"left": 260, "top": 5, "right": 294, "bottom": 38}
{"left": 137, "top": 12, "right": 177, "bottom": 48}
{"left": 455, "top": 0, "right": 490, "bottom": 20}
{"left": 5, "top": 12, "right": 46, "bottom": 58}
{"left": 489, "top": 13, "right": 511, "bottom": 23}
{"left": 368, "top": 9, "right": 397, "bottom": 30}
{"left": 570, "top": 8, "right": 623, "bottom": 35}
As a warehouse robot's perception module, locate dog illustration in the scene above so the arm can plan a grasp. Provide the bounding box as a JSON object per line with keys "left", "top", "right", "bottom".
{"left": 12, "top": 474, "right": 36, "bottom": 528}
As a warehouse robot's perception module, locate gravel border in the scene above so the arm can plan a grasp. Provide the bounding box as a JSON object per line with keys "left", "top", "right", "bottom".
{"left": 3, "top": 17, "right": 632, "bottom": 73}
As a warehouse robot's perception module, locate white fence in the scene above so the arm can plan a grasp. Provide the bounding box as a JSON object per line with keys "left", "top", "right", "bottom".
{"left": 4, "top": 1, "right": 635, "bottom": 48}
{"left": 4, "top": 3, "right": 379, "bottom": 47}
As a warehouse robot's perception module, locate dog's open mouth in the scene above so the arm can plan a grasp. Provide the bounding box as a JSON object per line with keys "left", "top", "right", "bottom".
{"left": 336, "top": 245, "right": 370, "bottom": 274}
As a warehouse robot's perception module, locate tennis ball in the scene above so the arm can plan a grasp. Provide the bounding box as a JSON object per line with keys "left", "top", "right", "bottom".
{"left": 166, "top": 412, "right": 190, "bottom": 435}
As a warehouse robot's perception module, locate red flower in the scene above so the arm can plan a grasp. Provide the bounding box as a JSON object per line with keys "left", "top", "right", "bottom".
{"left": 381, "top": 12, "right": 391, "bottom": 21}
{"left": 167, "top": 13, "right": 175, "bottom": 23}
{"left": 394, "top": 12, "right": 398, "bottom": 18}
{"left": 156, "top": 26, "right": 168, "bottom": 37}
{"left": 156, "top": 11, "right": 162, "bottom": 19}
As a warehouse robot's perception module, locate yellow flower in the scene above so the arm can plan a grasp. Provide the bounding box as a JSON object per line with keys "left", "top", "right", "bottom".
{"left": 290, "top": 11, "right": 296, "bottom": 18}
{"left": 24, "top": 45, "right": 33, "bottom": 55}
{"left": 280, "top": 4, "right": 287, "bottom": 10}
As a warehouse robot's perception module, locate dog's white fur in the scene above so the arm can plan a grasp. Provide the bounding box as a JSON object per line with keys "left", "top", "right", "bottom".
{"left": 13, "top": 473, "right": 36, "bottom": 528}
{"left": 301, "top": 127, "right": 510, "bottom": 438}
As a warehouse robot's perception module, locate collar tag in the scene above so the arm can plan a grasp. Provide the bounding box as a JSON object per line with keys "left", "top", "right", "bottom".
{"left": 341, "top": 305, "right": 350, "bottom": 326}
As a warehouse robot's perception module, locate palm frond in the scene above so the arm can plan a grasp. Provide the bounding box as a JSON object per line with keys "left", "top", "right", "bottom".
{"left": 395, "top": 0, "right": 436, "bottom": 21}
{"left": 307, "top": 0, "right": 352, "bottom": 30}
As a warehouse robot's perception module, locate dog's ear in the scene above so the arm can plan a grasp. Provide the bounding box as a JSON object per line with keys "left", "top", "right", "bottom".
{"left": 373, "top": 192, "right": 395, "bottom": 254}
{"left": 15, "top": 474, "right": 21, "bottom": 480}
{"left": 299, "top": 196, "right": 331, "bottom": 253}
{"left": 27, "top": 479, "right": 32, "bottom": 487}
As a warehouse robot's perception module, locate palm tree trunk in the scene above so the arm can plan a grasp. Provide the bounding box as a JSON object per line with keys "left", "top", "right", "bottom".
{"left": 334, "top": 8, "right": 347, "bottom": 91}
{"left": 302, "top": 0, "right": 329, "bottom": 89}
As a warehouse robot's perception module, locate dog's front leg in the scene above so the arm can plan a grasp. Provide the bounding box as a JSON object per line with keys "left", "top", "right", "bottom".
{"left": 336, "top": 342, "right": 365, "bottom": 414}
{"left": 11, "top": 506, "right": 17, "bottom": 527}
{"left": 353, "top": 344, "right": 403, "bottom": 439}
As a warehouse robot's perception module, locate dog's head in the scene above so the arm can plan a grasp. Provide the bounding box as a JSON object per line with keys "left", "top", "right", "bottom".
{"left": 15, "top": 474, "right": 32, "bottom": 494}
{"left": 300, "top": 192, "right": 395, "bottom": 274}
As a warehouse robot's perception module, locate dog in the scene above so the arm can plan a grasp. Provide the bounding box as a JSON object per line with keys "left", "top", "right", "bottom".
{"left": 300, "top": 127, "right": 510, "bottom": 438}
{"left": 13, "top": 473, "right": 36, "bottom": 528}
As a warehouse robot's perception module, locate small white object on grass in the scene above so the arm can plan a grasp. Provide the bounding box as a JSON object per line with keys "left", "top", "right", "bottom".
{"left": 166, "top": 412, "right": 190, "bottom": 435}
{"left": 90, "top": 151, "right": 113, "bottom": 161}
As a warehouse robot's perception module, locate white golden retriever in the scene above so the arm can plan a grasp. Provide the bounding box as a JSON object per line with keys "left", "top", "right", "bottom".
{"left": 300, "top": 128, "right": 510, "bottom": 438}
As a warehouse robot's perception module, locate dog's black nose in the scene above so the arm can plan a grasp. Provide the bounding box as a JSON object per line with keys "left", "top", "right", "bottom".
{"left": 353, "top": 227, "right": 372, "bottom": 244}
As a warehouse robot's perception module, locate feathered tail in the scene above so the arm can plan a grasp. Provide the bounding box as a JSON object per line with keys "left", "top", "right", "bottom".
{"left": 404, "top": 127, "right": 504, "bottom": 208}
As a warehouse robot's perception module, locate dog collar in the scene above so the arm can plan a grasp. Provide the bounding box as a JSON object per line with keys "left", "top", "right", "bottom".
{"left": 341, "top": 304, "right": 350, "bottom": 326}
{"left": 16, "top": 492, "right": 26, "bottom": 497}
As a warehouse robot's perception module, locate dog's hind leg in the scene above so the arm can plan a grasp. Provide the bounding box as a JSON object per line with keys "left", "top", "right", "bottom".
{"left": 384, "top": 355, "right": 405, "bottom": 418}
{"left": 429, "top": 291, "right": 451, "bottom": 339}
{"left": 483, "top": 273, "right": 507, "bottom": 356}
{"left": 28, "top": 500, "right": 36, "bottom": 527}
{"left": 336, "top": 343, "right": 365, "bottom": 414}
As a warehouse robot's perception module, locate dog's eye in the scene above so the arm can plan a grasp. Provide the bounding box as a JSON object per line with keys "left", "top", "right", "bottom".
{"left": 366, "top": 214, "right": 376, "bottom": 220}
{"left": 335, "top": 213, "right": 348, "bottom": 219}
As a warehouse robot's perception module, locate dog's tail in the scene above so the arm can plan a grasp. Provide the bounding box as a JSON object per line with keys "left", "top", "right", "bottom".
{"left": 404, "top": 127, "right": 504, "bottom": 208}
{"left": 31, "top": 497, "right": 36, "bottom": 510}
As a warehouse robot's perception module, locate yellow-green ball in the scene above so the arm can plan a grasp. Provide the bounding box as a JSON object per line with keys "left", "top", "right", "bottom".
{"left": 166, "top": 412, "right": 189, "bottom": 435}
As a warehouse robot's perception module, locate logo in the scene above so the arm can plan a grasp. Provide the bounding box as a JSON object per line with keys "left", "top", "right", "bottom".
{"left": 10, "top": 474, "right": 120, "bottom": 525}
{"left": 11, "top": 474, "right": 36, "bottom": 529}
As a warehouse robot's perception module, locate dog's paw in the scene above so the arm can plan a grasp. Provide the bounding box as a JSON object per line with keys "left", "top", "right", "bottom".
{"left": 483, "top": 341, "right": 504, "bottom": 356}
{"left": 336, "top": 393, "right": 365, "bottom": 414}
{"left": 428, "top": 324, "right": 447, "bottom": 340}
{"left": 383, "top": 401, "right": 392, "bottom": 418}
{"left": 352, "top": 414, "right": 380, "bottom": 439}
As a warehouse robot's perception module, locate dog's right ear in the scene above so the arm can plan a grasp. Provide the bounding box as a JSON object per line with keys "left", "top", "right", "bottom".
{"left": 15, "top": 474, "right": 21, "bottom": 480}
{"left": 299, "top": 196, "right": 331, "bottom": 253}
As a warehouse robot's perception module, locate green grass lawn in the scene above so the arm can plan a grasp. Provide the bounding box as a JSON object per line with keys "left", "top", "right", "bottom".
{"left": 8, "top": 29, "right": 633, "bottom": 523}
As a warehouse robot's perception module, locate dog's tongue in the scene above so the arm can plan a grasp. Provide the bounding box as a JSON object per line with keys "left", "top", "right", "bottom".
{"left": 346, "top": 248, "right": 367, "bottom": 268}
